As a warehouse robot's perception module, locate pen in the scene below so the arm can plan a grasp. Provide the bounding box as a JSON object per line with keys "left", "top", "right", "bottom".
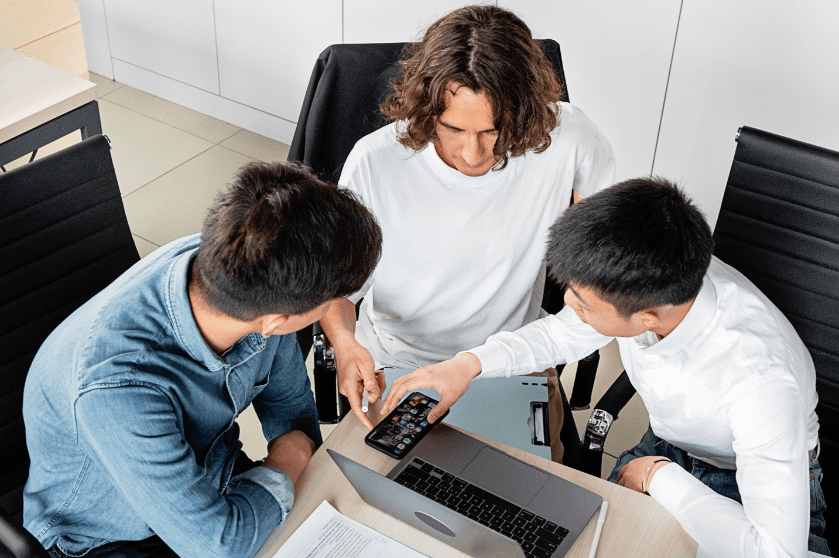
{"left": 588, "top": 501, "right": 608, "bottom": 558}
{"left": 361, "top": 372, "right": 382, "bottom": 413}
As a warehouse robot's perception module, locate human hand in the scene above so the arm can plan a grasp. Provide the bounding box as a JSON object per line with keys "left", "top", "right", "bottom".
{"left": 616, "top": 455, "right": 672, "bottom": 494}
{"left": 262, "top": 430, "right": 316, "bottom": 487}
{"left": 380, "top": 352, "right": 482, "bottom": 423}
{"left": 332, "top": 333, "right": 385, "bottom": 430}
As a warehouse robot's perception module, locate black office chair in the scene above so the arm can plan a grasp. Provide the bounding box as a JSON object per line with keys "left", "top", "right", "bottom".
{"left": 566, "top": 126, "right": 839, "bottom": 546}
{"left": 713, "top": 126, "right": 839, "bottom": 550}
{"left": 0, "top": 135, "right": 140, "bottom": 556}
{"left": 288, "top": 41, "right": 604, "bottom": 453}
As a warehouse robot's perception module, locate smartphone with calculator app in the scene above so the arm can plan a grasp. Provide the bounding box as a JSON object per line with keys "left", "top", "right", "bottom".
{"left": 365, "top": 392, "right": 449, "bottom": 459}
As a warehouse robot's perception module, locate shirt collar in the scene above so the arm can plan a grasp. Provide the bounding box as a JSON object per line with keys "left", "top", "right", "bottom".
{"left": 165, "top": 249, "right": 229, "bottom": 371}
{"left": 643, "top": 274, "right": 717, "bottom": 356}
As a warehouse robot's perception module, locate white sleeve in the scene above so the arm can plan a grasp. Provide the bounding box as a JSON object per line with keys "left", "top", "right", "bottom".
{"left": 338, "top": 143, "right": 375, "bottom": 304}
{"left": 570, "top": 115, "right": 616, "bottom": 198}
{"left": 469, "top": 306, "right": 612, "bottom": 378}
{"left": 648, "top": 374, "right": 810, "bottom": 558}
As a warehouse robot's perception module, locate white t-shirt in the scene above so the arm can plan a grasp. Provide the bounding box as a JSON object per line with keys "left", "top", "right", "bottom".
{"left": 471, "top": 257, "right": 820, "bottom": 557}
{"left": 339, "top": 103, "right": 615, "bottom": 368}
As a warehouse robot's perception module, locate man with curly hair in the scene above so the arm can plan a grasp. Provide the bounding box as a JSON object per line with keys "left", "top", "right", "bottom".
{"left": 319, "top": 5, "right": 615, "bottom": 462}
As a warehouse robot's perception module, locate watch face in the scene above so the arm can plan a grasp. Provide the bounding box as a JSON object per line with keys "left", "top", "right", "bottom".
{"left": 365, "top": 393, "right": 446, "bottom": 459}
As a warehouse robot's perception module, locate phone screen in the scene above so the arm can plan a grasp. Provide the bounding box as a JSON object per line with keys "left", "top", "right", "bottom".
{"left": 364, "top": 392, "right": 448, "bottom": 459}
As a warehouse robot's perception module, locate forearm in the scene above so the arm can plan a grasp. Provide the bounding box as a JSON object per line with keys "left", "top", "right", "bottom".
{"left": 649, "top": 465, "right": 808, "bottom": 558}
{"left": 471, "top": 307, "right": 611, "bottom": 378}
{"left": 255, "top": 334, "right": 323, "bottom": 446}
{"left": 313, "top": 297, "right": 378, "bottom": 428}
{"left": 319, "top": 297, "right": 358, "bottom": 346}
{"left": 649, "top": 379, "right": 811, "bottom": 557}
{"left": 77, "top": 388, "right": 288, "bottom": 558}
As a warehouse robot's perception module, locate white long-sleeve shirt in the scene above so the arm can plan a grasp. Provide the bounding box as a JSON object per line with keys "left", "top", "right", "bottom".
{"left": 470, "top": 257, "right": 819, "bottom": 558}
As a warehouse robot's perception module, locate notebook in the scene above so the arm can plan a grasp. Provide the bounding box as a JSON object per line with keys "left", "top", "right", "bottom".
{"left": 328, "top": 423, "right": 602, "bottom": 558}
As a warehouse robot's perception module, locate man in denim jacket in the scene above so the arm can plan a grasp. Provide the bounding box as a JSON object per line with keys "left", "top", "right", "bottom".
{"left": 22, "top": 162, "right": 382, "bottom": 558}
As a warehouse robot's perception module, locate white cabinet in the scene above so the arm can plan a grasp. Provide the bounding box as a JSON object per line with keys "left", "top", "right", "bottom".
{"left": 104, "top": 0, "right": 220, "bottom": 94}
{"left": 653, "top": 0, "right": 839, "bottom": 227}
{"left": 508, "top": 0, "right": 682, "bottom": 182}
{"left": 78, "top": 0, "right": 113, "bottom": 79}
{"left": 215, "top": 0, "right": 341, "bottom": 123}
{"left": 343, "top": 0, "right": 469, "bottom": 44}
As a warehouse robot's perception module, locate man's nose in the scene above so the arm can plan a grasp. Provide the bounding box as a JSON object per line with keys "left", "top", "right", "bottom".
{"left": 461, "top": 134, "right": 483, "bottom": 165}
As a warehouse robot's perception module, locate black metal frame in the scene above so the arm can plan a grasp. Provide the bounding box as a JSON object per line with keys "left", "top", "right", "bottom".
{"left": 0, "top": 100, "right": 102, "bottom": 169}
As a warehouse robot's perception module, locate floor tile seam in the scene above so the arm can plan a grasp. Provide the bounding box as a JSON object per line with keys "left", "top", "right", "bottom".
{"left": 12, "top": 20, "right": 81, "bottom": 50}
{"left": 98, "top": 97, "right": 240, "bottom": 145}
{"left": 131, "top": 233, "right": 160, "bottom": 248}
{"left": 97, "top": 83, "right": 125, "bottom": 96}
{"left": 125, "top": 192, "right": 207, "bottom": 228}
{"left": 90, "top": 74, "right": 126, "bottom": 95}
{"left": 218, "top": 134, "right": 273, "bottom": 162}
{"left": 120, "top": 143, "right": 226, "bottom": 202}
{"left": 211, "top": 127, "right": 244, "bottom": 145}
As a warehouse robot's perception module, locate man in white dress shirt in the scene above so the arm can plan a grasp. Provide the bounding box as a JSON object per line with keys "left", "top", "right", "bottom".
{"left": 384, "top": 178, "right": 829, "bottom": 556}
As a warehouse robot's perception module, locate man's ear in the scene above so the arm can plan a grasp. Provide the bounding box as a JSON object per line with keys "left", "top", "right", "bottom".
{"left": 638, "top": 309, "right": 661, "bottom": 332}
{"left": 261, "top": 314, "right": 291, "bottom": 338}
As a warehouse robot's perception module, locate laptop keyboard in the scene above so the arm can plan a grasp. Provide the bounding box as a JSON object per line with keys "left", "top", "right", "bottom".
{"left": 394, "top": 457, "right": 569, "bottom": 558}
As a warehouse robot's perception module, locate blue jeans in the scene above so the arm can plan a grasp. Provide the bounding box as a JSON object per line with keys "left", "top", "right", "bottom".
{"left": 608, "top": 427, "right": 830, "bottom": 555}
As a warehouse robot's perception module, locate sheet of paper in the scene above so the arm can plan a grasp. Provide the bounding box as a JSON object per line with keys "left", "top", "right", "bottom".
{"left": 271, "top": 500, "right": 429, "bottom": 558}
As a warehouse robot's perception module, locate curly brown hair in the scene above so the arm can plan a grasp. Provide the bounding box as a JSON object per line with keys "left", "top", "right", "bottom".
{"left": 380, "top": 5, "right": 564, "bottom": 170}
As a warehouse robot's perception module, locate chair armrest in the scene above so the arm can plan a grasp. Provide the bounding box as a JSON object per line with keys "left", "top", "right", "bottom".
{"left": 582, "top": 371, "right": 636, "bottom": 452}
{"left": 312, "top": 322, "right": 350, "bottom": 423}
{"left": 0, "top": 506, "right": 48, "bottom": 558}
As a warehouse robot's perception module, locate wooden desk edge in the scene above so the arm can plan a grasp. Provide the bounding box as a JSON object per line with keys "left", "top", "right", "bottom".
{"left": 0, "top": 46, "right": 99, "bottom": 144}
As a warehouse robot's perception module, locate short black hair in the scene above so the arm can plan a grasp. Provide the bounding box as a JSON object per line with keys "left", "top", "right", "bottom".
{"left": 547, "top": 177, "right": 714, "bottom": 317}
{"left": 193, "top": 161, "right": 382, "bottom": 320}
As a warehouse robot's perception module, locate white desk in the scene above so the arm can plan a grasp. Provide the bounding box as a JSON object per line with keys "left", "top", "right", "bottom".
{"left": 0, "top": 46, "right": 100, "bottom": 167}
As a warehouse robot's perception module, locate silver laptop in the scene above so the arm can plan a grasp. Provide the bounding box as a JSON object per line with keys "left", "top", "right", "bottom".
{"left": 328, "top": 423, "right": 603, "bottom": 558}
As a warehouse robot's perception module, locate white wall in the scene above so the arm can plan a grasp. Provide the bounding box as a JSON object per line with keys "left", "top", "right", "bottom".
{"left": 343, "top": 0, "right": 467, "bottom": 43}
{"left": 508, "top": 0, "right": 681, "bottom": 182}
{"left": 215, "top": 0, "right": 342, "bottom": 123}
{"left": 105, "top": 0, "right": 220, "bottom": 94}
{"left": 653, "top": 0, "right": 839, "bottom": 226}
{"left": 79, "top": 0, "right": 839, "bottom": 221}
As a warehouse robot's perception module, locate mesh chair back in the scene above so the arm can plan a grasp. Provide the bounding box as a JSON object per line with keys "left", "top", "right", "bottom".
{"left": 0, "top": 135, "right": 140, "bottom": 522}
{"left": 713, "top": 126, "right": 839, "bottom": 546}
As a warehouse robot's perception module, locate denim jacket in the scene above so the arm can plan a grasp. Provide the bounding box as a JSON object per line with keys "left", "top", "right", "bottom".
{"left": 23, "top": 234, "right": 322, "bottom": 558}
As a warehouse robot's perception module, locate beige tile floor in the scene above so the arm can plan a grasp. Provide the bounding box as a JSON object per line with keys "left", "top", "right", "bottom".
{"left": 1, "top": 0, "right": 90, "bottom": 79}
{"left": 4, "top": 0, "right": 649, "bottom": 476}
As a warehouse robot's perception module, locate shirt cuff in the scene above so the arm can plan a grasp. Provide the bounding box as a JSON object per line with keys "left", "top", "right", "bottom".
{"left": 233, "top": 466, "right": 295, "bottom": 520}
{"left": 647, "top": 462, "right": 702, "bottom": 513}
{"left": 463, "top": 344, "right": 509, "bottom": 379}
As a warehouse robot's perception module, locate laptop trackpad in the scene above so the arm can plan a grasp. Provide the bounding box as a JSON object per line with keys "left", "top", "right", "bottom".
{"left": 460, "top": 446, "right": 549, "bottom": 506}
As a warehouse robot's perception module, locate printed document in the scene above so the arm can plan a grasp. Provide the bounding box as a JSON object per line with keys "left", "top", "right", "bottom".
{"left": 271, "top": 500, "right": 428, "bottom": 558}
